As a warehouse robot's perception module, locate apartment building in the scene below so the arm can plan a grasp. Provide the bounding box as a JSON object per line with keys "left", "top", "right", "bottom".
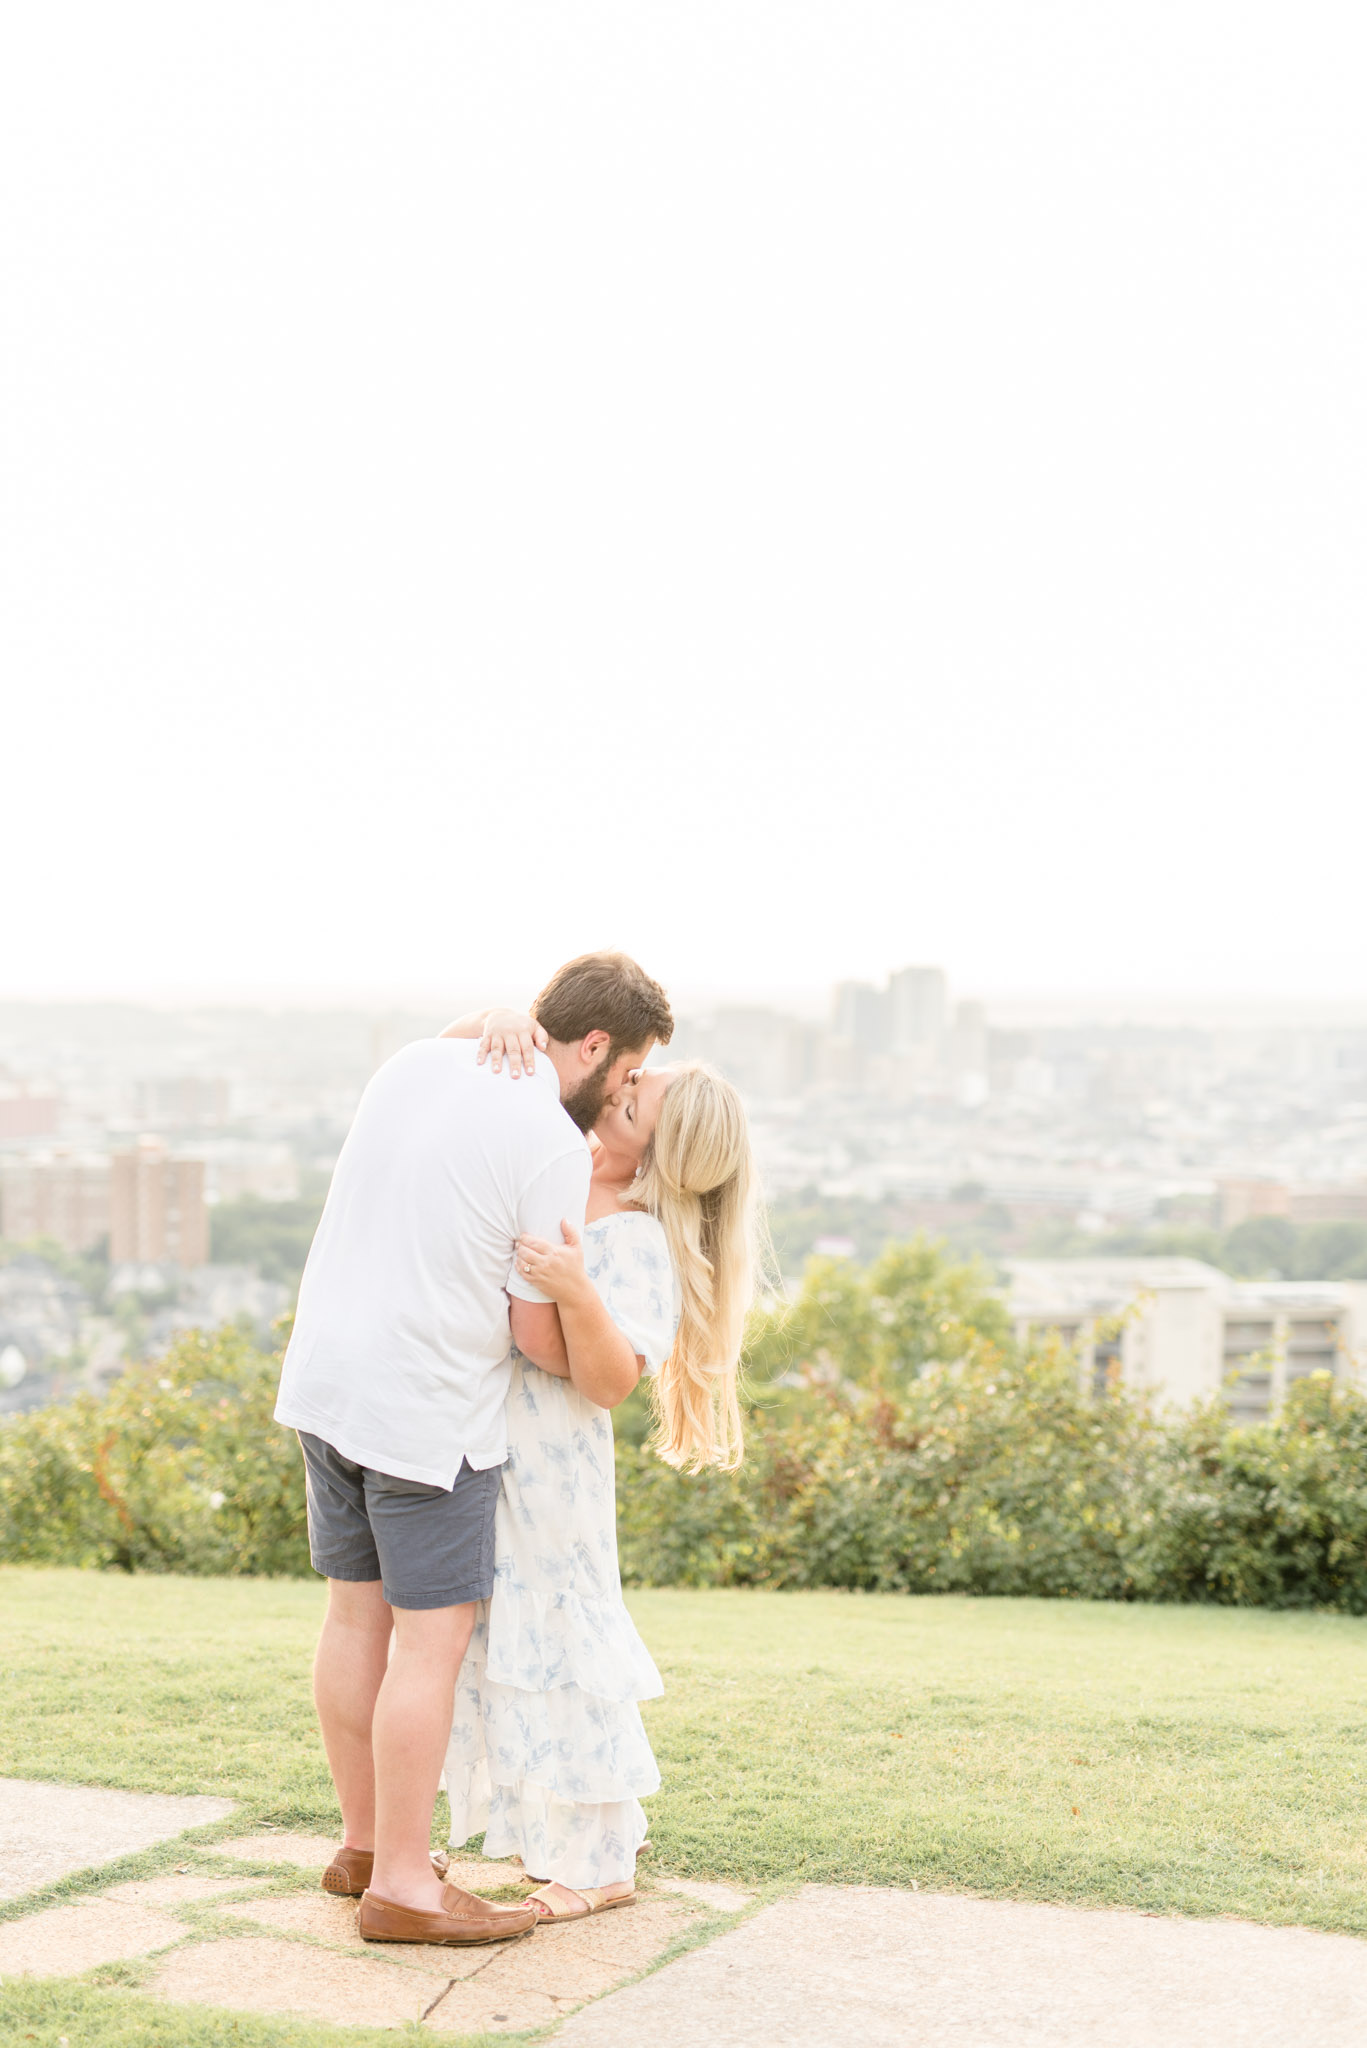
{"left": 131, "top": 1076, "right": 231, "bottom": 1126}
{"left": 0, "top": 1153, "right": 111, "bottom": 1253}
{"left": 1218, "top": 1178, "right": 1367, "bottom": 1228}
{"left": 110, "top": 1137, "right": 208, "bottom": 1266}
{"left": 889, "top": 966, "right": 948, "bottom": 1056}
{"left": 0, "top": 1085, "right": 61, "bottom": 1141}
{"left": 1008, "top": 1256, "right": 1367, "bottom": 1423}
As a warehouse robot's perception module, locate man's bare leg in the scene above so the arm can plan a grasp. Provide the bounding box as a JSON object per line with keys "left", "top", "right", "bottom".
{"left": 368, "top": 1601, "right": 476, "bottom": 1911}
{"left": 313, "top": 1578, "right": 393, "bottom": 1851}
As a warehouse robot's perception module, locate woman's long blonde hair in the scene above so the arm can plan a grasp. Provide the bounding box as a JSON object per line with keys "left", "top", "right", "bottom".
{"left": 627, "top": 1063, "right": 761, "bottom": 1473}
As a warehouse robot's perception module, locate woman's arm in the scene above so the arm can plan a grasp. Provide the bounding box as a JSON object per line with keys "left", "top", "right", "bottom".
{"left": 442, "top": 1006, "right": 492, "bottom": 1037}
{"left": 513, "top": 1226, "right": 643, "bottom": 1409}
{"left": 440, "top": 1006, "right": 548, "bottom": 1077}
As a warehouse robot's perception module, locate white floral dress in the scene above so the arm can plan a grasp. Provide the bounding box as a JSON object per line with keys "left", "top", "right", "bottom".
{"left": 444, "top": 1210, "right": 679, "bottom": 1889}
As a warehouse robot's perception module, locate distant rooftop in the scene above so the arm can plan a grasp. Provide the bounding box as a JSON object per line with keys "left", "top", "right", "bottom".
{"left": 1007, "top": 1257, "right": 1367, "bottom": 1313}
{"left": 1008, "top": 1257, "right": 1224, "bottom": 1305}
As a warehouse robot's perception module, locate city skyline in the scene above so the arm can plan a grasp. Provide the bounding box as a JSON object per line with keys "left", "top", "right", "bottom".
{"left": 6, "top": 976, "right": 1367, "bottom": 1029}
{"left": 6, "top": 966, "right": 1367, "bottom": 1408}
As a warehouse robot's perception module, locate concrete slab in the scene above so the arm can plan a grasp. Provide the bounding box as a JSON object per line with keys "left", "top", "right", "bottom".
{"left": 0, "top": 1777, "right": 236, "bottom": 1904}
{"left": 462, "top": 1921, "right": 631, "bottom": 2000}
{"left": 213, "top": 1888, "right": 499, "bottom": 1977}
{"left": 215, "top": 1832, "right": 341, "bottom": 1869}
{"left": 426, "top": 1981, "right": 562, "bottom": 2033}
{"left": 427, "top": 1898, "right": 695, "bottom": 2034}
{"left": 149, "top": 1935, "right": 451, "bottom": 2026}
{"left": 555, "top": 1886, "right": 1367, "bottom": 2048}
{"left": 0, "top": 1896, "right": 184, "bottom": 1978}
{"left": 657, "top": 1878, "right": 755, "bottom": 1913}
{"left": 105, "top": 1873, "right": 273, "bottom": 1905}
{"left": 563, "top": 1896, "right": 693, "bottom": 1969}
{"left": 213, "top": 1890, "right": 364, "bottom": 1944}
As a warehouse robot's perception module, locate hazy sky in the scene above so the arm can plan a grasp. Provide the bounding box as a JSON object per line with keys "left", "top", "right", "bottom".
{"left": 3, "top": 4, "right": 1364, "bottom": 1007}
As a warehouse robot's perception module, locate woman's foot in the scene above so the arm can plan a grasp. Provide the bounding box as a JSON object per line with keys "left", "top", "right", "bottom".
{"left": 528, "top": 1879, "right": 635, "bottom": 1919}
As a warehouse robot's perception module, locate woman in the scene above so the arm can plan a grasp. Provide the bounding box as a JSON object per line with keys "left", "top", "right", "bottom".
{"left": 439, "top": 1006, "right": 760, "bottom": 1922}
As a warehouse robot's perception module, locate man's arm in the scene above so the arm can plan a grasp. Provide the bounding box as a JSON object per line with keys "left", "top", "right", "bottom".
{"left": 506, "top": 1146, "right": 592, "bottom": 1373}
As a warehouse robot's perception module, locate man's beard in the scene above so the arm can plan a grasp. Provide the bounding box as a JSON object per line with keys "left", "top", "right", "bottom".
{"left": 561, "top": 1062, "right": 615, "bottom": 1135}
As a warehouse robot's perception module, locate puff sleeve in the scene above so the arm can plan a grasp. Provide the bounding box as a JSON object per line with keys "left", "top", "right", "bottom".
{"left": 589, "top": 1212, "right": 680, "bottom": 1375}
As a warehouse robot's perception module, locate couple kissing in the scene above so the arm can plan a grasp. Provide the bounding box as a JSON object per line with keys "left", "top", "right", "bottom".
{"left": 274, "top": 950, "right": 760, "bottom": 1945}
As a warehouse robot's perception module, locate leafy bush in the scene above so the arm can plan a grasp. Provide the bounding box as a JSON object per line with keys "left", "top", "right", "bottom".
{"left": 618, "top": 1363, "right": 1367, "bottom": 1611}
{"left": 6, "top": 1237, "right": 1367, "bottom": 1612}
{"left": 619, "top": 1343, "right": 1156, "bottom": 1599}
{"left": 1126, "top": 1373, "right": 1367, "bottom": 1612}
{"left": 0, "top": 1323, "right": 307, "bottom": 1575}
{"left": 209, "top": 1192, "right": 327, "bottom": 1290}
{"left": 744, "top": 1239, "right": 1011, "bottom": 1391}
{"left": 619, "top": 1239, "right": 1367, "bottom": 1611}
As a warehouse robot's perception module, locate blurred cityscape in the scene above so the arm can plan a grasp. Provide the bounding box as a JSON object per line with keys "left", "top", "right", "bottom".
{"left": 3, "top": 971, "right": 1367, "bottom": 1415}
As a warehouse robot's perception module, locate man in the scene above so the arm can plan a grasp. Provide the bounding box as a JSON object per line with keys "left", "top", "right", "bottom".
{"left": 274, "top": 950, "right": 673, "bottom": 1947}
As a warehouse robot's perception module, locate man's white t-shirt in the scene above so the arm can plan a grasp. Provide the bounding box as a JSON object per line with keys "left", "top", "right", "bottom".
{"left": 274, "top": 1037, "right": 590, "bottom": 1486}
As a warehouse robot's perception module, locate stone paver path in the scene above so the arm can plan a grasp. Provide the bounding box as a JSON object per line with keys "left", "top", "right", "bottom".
{"left": 0, "top": 1776, "right": 236, "bottom": 1903}
{"left": 152, "top": 1936, "right": 456, "bottom": 2029}
{"left": 6, "top": 1781, "right": 1364, "bottom": 2043}
{"left": 0, "top": 1793, "right": 710, "bottom": 2032}
{"left": 558, "top": 1885, "right": 1367, "bottom": 2048}
{"left": 0, "top": 1894, "right": 191, "bottom": 1977}
{"left": 152, "top": 1867, "right": 697, "bottom": 2032}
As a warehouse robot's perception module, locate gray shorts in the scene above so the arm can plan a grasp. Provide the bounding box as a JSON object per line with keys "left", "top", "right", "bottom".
{"left": 299, "top": 1432, "right": 502, "bottom": 1610}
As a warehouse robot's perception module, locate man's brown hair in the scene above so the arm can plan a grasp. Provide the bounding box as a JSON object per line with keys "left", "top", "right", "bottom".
{"left": 531, "top": 951, "right": 674, "bottom": 1058}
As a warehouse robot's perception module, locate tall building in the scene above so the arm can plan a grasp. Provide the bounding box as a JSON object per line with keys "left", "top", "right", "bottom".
{"left": 1289, "top": 1184, "right": 1367, "bottom": 1223}
{"left": 888, "top": 966, "right": 947, "bottom": 1057}
{"left": 831, "top": 982, "right": 891, "bottom": 1055}
{"left": 110, "top": 1138, "right": 208, "bottom": 1266}
{"left": 1218, "top": 1179, "right": 1290, "bottom": 1230}
{"left": 0, "top": 1154, "right": 110, "bottom": 1253}
{"left": 200, "top": 1141, "right": 300, "bottom": 1204}
{"left": 131, "top": 1077, "right": 230, "bottom": 1126}
{"left": 950, "top": 1000, "right": 988, "bottom": 1073}
{"left": 699, "top": 1009, "right": 822, "bottom": 1099}
{"left": 0, "top": 1085, "right": 61, "bottom": 1140}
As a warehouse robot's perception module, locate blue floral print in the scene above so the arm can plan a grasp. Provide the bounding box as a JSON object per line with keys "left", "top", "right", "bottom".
{"left": 444, "top": 1211, "right": 680, "bottom": 1889}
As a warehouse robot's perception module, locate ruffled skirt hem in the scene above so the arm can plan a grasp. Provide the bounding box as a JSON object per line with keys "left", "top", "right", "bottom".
{"left": 447, "top": 1762, "right": 650, "bottom": 1889}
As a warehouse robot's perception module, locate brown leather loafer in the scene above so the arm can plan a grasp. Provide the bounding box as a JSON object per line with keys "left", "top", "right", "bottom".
{"left": 358, "top": 1882, "right": 536, "bottom": 1946}
{"left": 322, "top": 1848, "right": 450, "bottom": 1897}
{"left": 322, "top": 1846, "right": 374, "bottom": 1896}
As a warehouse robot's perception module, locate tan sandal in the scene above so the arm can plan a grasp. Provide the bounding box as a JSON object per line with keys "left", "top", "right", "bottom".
{"left": 526, "top": 1883, "right": 636, "bottom": 1921}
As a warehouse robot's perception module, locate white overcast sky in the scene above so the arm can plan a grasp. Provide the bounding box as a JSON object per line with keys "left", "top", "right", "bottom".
{"left": 2, "top": 4, "right": 1364, "bottom": 1010}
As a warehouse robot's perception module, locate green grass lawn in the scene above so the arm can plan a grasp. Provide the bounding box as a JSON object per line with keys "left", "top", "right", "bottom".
{"left": 4, "top": 1567, "right": 1367, "bottom": 1943}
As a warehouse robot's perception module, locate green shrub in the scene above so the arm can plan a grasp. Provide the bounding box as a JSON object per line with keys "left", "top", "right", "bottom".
{"left": 1124, "top": 1373, "right": 1367, "bottom": 1612}
{"left": 6, "top": 1239, "right": 1367, "bottom": 1613}
{"left": 0, "top": 1323, "right": 307, "bottom": 1575}
{"left": 209, "top": 1192, "right": 327, "bottom": 1291}
{"left": 619, "top": 1342, "right": 1156, "bottom": 1599}
{"left": 744, "top": 1238, "right": 1011, "bottom": 1391}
